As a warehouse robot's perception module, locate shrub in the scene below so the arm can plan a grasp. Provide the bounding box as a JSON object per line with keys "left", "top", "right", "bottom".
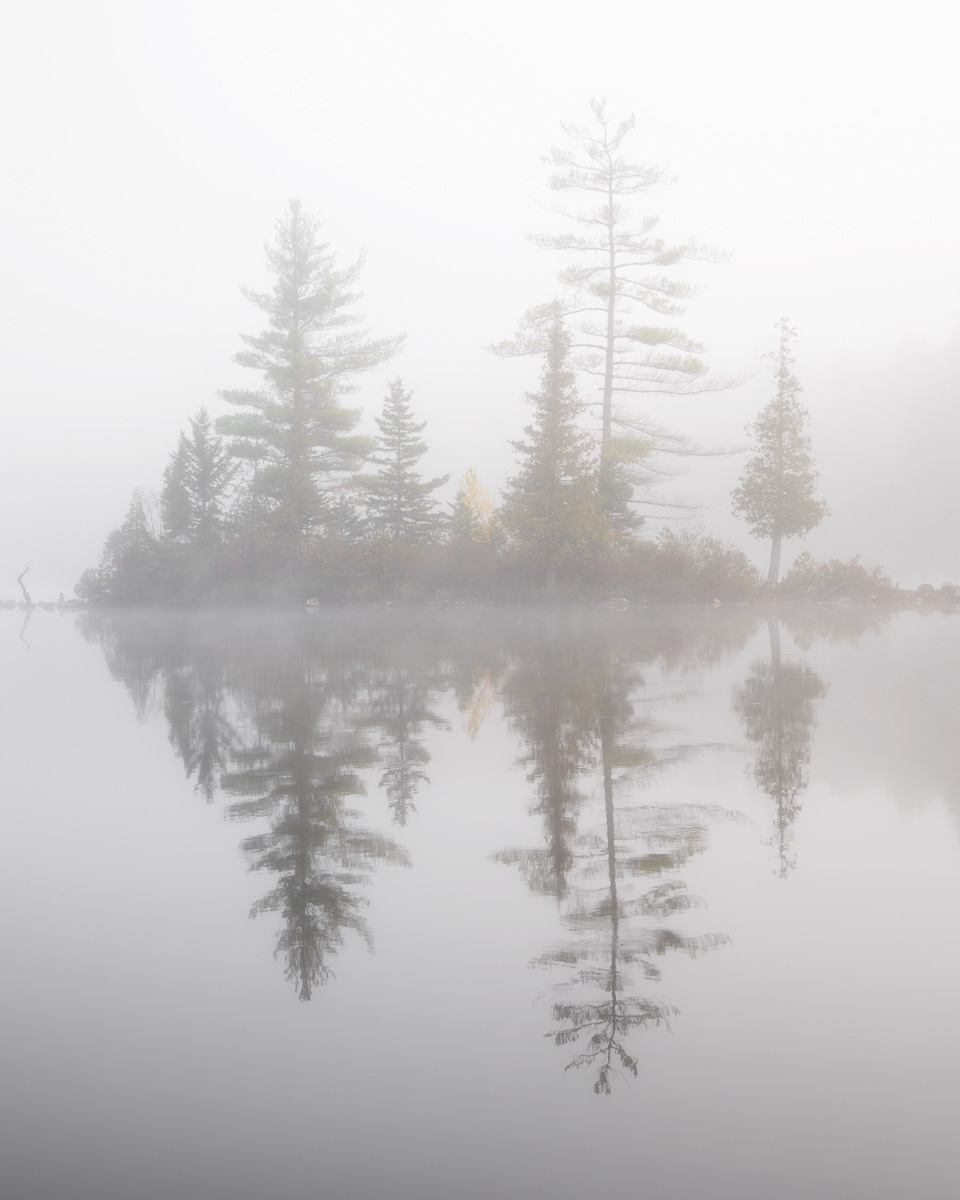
{"left": 641, "top": 527, "right": 762, "bottom": 601}
{"left": 780, "top": 552, "right": 894, "bottom": 598}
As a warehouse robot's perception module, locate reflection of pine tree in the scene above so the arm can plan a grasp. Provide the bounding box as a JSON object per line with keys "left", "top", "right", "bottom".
{"left": 497, "top": 643, "right": 602, "bottom": 898}
{"left": 223, "top": 668, "right": 407, "bottom": 1000}
{"left": 732, "top": 618, "right": 827, "bottom": 876}
{"left": 164, "top": 661, "right": 242, "bottom": 802}
{"left": 360, "top": 667, "right": 449, "bottom": 826}
{"left": 498, "top": 637, "right": 730, "bottom": 1093}
{"left": 81, "top": 613, "right": 421, "bottom": 999}
{"left": 78, "top": 612, "right": 168, "bottom": 719}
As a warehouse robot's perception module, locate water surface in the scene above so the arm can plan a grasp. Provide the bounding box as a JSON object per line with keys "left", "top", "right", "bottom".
{"left": 2, "top": 605, "right": 959, "bottom": 1199}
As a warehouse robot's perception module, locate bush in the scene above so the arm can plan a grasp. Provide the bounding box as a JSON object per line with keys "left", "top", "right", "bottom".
{"left": 780, "top": 552, "right": 894, "bottom": 598}
{"left": 641, "top": 527, "right": 761, "bottom": 601}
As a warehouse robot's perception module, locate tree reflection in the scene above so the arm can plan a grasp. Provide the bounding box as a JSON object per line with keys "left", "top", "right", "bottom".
{"left": 224, "top": 659, "right": 409, "bottom": 1000}
{"left": 359, "top": 665, "right": 449, "bottom": 826}
{"left": 80, "top": 607, "right": 755, "bottom": 1016}
{"left": 164, "top": 656, "right": 243, "bottom": 801}
{"left": 499, "top": 630, "right": 732, "bottom": 1093}
{"left": 732, "top": 617, "right": 827, "bottom": 876}
{"left": 496, "top": 642, "right": 601, "bottom": 898}
{"left": 80, "top": 613, "right": 411, "bottom": 999}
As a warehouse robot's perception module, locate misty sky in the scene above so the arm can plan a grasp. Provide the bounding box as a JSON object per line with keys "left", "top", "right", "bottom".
{"left": 2, "top": 0, "right": 958, "bottom": 597}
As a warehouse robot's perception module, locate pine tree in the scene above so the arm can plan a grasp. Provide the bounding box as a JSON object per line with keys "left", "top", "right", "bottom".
{"left": 500, "top": 317, "right": 604, "bottom": 590}
{"left": 494, "top": 100, "right": 729, "bottom": 514}
{"left": 732, "top": 320, "right": 828, "bottom": 585}
{"left": 160, "top": 433, "right": 193, "bottom": 541}
{"left": 358, "top": 378, "right": 448, "bottom": 541}
{"left": 216, "top": 200, "right": 402, "bottom": 554}
{"left": 161, "top": 407, "right": 235, "bottom": 545}
{"left": 189, "top": 407, "right": 236, "bottom": 545}
{"left": 78, "top": 490, "right": 160, "bottom": 603}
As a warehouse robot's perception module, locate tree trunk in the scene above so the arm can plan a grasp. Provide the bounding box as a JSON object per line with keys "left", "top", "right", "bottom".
{"left": 545, "top": 559, "right": 557, "bottom": 596}
{"left": 767, "top": 615, "right": 782, "bottom": 672}
{"left": 766, "top": 532, "right": 782, "bottom": 586}
{"left": 600, "top": 165, "right": 616, "bottom": 498}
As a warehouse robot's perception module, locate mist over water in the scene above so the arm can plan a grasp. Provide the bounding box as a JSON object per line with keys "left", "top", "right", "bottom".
{"left": 3, "top": 3, "right": 960, "bottom": 1195}
{"left": 3, "top": 605, "right": 960, "bottom": 1199}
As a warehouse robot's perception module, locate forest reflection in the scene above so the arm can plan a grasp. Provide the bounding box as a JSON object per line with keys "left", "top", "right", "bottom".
{"left": 79, "top": 605, "right": 891, "bottom": 1040}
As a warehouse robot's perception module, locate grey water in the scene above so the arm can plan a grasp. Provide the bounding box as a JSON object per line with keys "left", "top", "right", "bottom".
{"left": 2, "top": 605, "right": 960, "bottom": 1200}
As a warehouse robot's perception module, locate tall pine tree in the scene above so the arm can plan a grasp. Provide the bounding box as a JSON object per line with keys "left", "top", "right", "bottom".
{"left": 161, "top": 407, "right": 235, "bottom": 546}
{"left": 732, "top": 320, "right": 828, "bottom": 585}
{"left": 495, "top": 100, "right": 730, "bottom": 519}
{"left": 500, "top": 317, "right": 604, "bottom": 591}
{"left": 359, "top": 378, "right": 448, "bottom": 542}
{"left": 217, "top": 200, "right": 402, "bottom": 555}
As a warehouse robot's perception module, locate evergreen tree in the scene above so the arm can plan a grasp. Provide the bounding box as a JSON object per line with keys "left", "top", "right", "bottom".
{"left": 160, "top": 434, "right": 193, "bottom": 542}
{"left": 217, "top": 200, "right": 402, "bottom": 554}
{"left": 732, "top": 320, "right": 828, "bottom": 585}
{"left": 78, "top": 490, "right": 160, "bottom": 604}
{"left": 189, "top": 407, "right": 236, "bottom": 545}
{"left": 495, "top": 100, "right": 729, "bottom": 513}
{"left": 161, "top": 407, "right": 235, "bottom": 546}
{"left": 358, "top": 378, "right": 448, "bottom": 541}
{"left": 500, "top": 317, "right": 604, "bottom": 590}
{"left": 732, "top": 618, "right": 826, "bottom": 877}
{"left": 447, "top": 482, "right": 479, "bottom": 543}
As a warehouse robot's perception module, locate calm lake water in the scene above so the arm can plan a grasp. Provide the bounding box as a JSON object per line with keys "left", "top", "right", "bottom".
{"left": 3, "top": 604, "right": 960, "bottom": 1200}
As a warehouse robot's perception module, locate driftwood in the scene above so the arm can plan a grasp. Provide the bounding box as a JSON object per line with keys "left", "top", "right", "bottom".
{"left": 17, "top": 566, "right": 32, "bottom": 606}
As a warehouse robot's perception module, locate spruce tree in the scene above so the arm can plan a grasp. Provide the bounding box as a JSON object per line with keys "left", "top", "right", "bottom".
{"left": 160, "top": 407, "right": 235, "bottom": 546}
{"left": 732, "top": 320, "right": 828, "bottom": 585}
{"left": 359, "top": 378, "right": 448, "bottom": 541}
{"left": 189, "top": 407, "right": 235, "bottom": 544}
{"left": 500, "top": 317, "right": 604, "bottom": 590}
{"left": 217, "top": 200, "right": 402, "bottom": 554}
{"left": 160, "top": 434, "right": 193, "bottom": 542}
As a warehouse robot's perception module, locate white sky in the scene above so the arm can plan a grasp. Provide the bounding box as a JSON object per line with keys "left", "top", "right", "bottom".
{"left": 2, "top": 0, "right": 959, "bottom": 596}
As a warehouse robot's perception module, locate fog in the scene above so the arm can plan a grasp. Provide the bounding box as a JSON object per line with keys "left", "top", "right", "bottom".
{"left": 2, "top": 0, "right": 958, "bottom": 598}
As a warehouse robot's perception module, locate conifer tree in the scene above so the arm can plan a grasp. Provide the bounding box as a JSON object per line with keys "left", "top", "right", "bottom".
{"left": 189, "top": 407, "right": 236, "bottom": 545}
{"left": 161, "top": 407, "right": 235, "bottom": 546}
{"left": 78, "top": 490, "right": 159, "bottom": 603}
{"left": 217, "top": 200, "right": 402, "bottom": 554}
{"left": 161, "top": 434, "right": 193, "bottom": 542}
{"left": 495, "top": 100, "right": 729, "bottom": 515}
{"left": 500, "top": 317, "right": 604, "bottom": 590}
{"left": 732, "top": 320, "right": 828, "bottom": 585}
{"left": 358, "top": 378, "right": 448, "bottom": 541}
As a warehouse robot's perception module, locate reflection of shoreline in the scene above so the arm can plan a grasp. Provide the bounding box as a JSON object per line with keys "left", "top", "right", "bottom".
{"left": 74, "top": 605, "right": 893, "bottom": 1010}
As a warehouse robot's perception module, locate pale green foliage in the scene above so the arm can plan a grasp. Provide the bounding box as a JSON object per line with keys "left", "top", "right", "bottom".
{"left": 500, "top": 318, "right": 605, "bottom": 577}
{"left": 520, "top": 100, "right": 726, "bottom": 445}
{"left": 357, "top": 378, "right": 448, "bottom": 542}
{"left": 732, "top": 320, "right": 828, "bottom": 547}
{"left": 449, "top": 468, "right": 500, "bottom": 544}
{"left": 216, "top": 199, "right": 401, "bottom": 548}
